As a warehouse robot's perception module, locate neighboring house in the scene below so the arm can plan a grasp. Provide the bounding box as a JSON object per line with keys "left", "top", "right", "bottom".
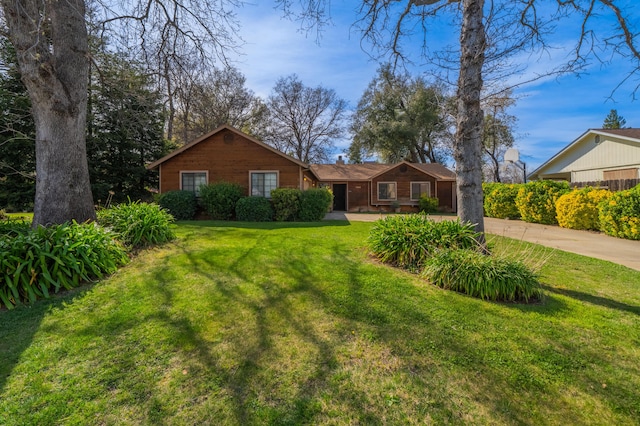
{"left": 311, "top": 160, "right": 457, "bottom": 213}
{"left": 148, "top": 125, "right": 457, "bottom": 213}
{"left": 529, "top": 128, "right": 640, "bottom": 184}
{"left": 146, "top": 125, "right": 314, "bottom": 196}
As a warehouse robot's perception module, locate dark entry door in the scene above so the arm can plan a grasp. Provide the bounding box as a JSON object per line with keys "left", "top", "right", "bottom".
{"left": 333, "top": 184, "right": 347, "bottom": 211}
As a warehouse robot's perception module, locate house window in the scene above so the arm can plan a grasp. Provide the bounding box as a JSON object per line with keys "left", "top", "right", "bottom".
{"left": 411, "top": 182, "right": 431, "bottom": 200}
{"left": 378, "top": 182, "right": 397, "bottom": 201}
{"left": 181, "top": 171, "right": 207, "bottom": 196}
{"left": 251, "top": 171, "right": 278, "bottom": 198}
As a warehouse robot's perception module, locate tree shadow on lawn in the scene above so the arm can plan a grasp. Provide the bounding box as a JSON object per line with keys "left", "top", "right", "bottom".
{"left": 542, "top": 285, "right": 640, "bottom": 316}
{"left": 176, "top": 219, "right": 352, "bottom": 230}
{"left": 167, "top": 227, "right": 640, "bottom": 425}
{"left": 0, "top": 286, "right": 93, "bottom": 395}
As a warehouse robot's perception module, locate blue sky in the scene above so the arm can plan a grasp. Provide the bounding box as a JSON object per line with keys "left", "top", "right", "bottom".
{"left": 228, "top": 2, "right": 639, "bottom": 171}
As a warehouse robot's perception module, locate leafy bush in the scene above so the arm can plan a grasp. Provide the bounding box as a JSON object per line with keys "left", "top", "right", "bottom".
{"left": 236, "top": 196, "right": 274, "bottom": 222}
{"left": 0, "top": 219, "right": 30, "bottom": 237}
{"left": 368, "top": 214, "right": 480, "bottom": 271}
{"left": 515, "top": 180, "right": 570, "bottom": 225}
{"left": 556, "top": 187, "right": 612, "bottom": 231}
{"left": 482, "top": 182, "right": 502, "bottom": 215}
{"left": 271, "top": 188, "right": 302, "bottom": 221}
{"left": 97, "top": 201, "right": 175, "bottom": 248}
{"left": 157, "top": 190, "right": 197, "bottom": 220}
{"left": 484, "top": 183, "right": 523, "bottom": 219}
{"left": 418, "top": 195, "right": 439, "bottom": 213}
{"left": 422, "top": 249, "right": 542, "bottom": 302}
{"left": 599, "top": 184, "right": 640, "bottom": 240}
{"left": 298, "top": 188, "right": 333, "bottom": 222}
{"left": 199, "top": 181, "right": 244, "bottom": 220}
{"left": 0, "top": 222, "right": 128, "bottom": 309}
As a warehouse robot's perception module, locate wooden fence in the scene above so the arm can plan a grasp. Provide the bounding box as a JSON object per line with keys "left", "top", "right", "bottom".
{"left": 571, "top": 179, "right": 640, "bottom": 192}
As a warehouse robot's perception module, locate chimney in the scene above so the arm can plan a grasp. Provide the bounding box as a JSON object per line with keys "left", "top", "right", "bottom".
{"left": 336, "top": 155, "right": 345, "bottom": 165}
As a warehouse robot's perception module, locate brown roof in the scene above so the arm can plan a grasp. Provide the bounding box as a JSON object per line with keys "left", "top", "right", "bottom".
{"left": 595, "top": 128, "right": 640, "bottom": 140}
{"left": 310, "top": 161, "right": 456, "bottom": 181}
{"left": 146, "top": 124, "right": 309, "bottom": 170}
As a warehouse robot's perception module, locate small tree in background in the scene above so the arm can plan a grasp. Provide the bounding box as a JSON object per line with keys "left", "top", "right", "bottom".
{"left": 602, "top": 109, "right": 627, "bottom": 129}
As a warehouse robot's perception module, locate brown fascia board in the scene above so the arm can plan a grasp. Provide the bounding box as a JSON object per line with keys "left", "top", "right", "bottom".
{"left": 146, "top": 124, "right": 310, "bottom": 170}
{"left": 368, "top": 160, "right": 455, "bottom": 181}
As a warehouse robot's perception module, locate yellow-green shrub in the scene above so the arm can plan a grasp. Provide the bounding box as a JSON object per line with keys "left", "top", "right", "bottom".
{"left": 599, "top": 184, "right": 640, "bottom": 240}
{"left": 515, "top": 180, "right": 570, "bottom": 225}
{"left": 484, "top": 183, "right": 523, "bottom": 219}
{"left": 555, "top": 187, "right": 612, "bottom": 230}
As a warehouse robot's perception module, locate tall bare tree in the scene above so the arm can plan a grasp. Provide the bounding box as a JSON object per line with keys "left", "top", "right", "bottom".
{"left": 265, "top": 74, "right": 348, "bottom": 164}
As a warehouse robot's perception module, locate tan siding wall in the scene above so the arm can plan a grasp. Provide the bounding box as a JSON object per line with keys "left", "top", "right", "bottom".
{"left": 159, "top": 129, "right": 302, "bottom": 194}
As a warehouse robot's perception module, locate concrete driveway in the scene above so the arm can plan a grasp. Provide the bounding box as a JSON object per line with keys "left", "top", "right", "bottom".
{"left": 324, "top": 212, "right": 640, "bottom": 271}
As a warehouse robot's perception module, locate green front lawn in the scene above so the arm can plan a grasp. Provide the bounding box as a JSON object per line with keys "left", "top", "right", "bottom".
{"left": 1, "top": 221, "right": 639, "bottom": 425}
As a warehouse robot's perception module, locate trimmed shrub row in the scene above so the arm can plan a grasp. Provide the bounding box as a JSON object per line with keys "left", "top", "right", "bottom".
{"left": 367, "top": 214, "right": 542, "bottom": 302}
{"left": 483, "top": 181, "right": 640, "bottom": 240}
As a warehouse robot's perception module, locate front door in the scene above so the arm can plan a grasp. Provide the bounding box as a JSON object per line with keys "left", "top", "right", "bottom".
{"left": 333, "top": 183, "right": 347, "bottom": 211}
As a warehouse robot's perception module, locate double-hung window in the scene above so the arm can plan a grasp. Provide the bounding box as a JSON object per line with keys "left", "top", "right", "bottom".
{"left": 181, "top": 171, "right": 207, "bottom": 196}
{"left": 378, "top": 182, "right": 397, "bottom": 201}
{"left": 250, "top": 171, "right": 278, "bottom": 198}
{"left": 410, "top": 182, "right": 431, "bottom": 201}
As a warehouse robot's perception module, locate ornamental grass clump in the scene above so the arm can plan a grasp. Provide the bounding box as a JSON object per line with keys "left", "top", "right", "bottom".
{"left": 556, "top": 187, "right": 612, "bottom": 231}
{"left": 422, "top": 249, "right": 543, "bottom": 302}
{"left": 0, "top": 222, "right": 128, "bottom": 309}
{"left": 97, "top": 201, "right": 175, "bottom": 249}
{"left": 368, "top": 214, "right": 479, "bottom": 271}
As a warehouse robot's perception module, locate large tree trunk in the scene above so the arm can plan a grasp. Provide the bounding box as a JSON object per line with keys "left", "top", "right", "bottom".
{"left": 455, "top": 0, "right": 486, "bottom": 240}
{"left": 2, "top": 0, "right": 95, "bottom": 226}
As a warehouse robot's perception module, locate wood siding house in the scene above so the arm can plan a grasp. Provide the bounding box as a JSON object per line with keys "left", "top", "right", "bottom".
{"left": 529, "top": 128, "right": 640, "bottom": 185}
{"left": 311, "top": 161, "right": 457, "bottom": 213}
{"left": 146, "top": 125, "right": 315, "bottom": 196}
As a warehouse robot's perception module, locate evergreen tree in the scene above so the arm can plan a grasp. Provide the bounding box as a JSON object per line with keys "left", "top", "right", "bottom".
{"left": 0, "top": 39, "right": 35, "bottom": 212}
{"left": 603, "top": 109, "right": 627, "bottom": 129}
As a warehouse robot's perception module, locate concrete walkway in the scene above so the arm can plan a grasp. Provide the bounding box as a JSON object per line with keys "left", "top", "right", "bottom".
{"left": 324, "top": 212, "right": 640, "bottom": 271}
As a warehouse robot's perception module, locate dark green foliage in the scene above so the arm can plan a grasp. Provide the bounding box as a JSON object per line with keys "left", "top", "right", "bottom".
{"left": 271, "top": 188, "right": 302, "bottom": 221}
{"left": 422, "top": 249, "right": 543, "bottom": 302}
{"left": 418, "top": 195, "right": 439, "bottom": 213}
{"left": 599, "top": 184, "right": 640, "bottom": 240}
{"left": 0, "top": 218, "right": 30, "bottom": 237}
{"left": 97, "top": 201, "right": 175, "bottom": 248}
{"left": 0, "top": 39, "right": 35, "bottom": 212}
{"left": 484, "top": 183, "right": 523, "bottom": 219}
{"left": 199, "top": 181, "right": 245, "bottom": 220}
{"left": 0, "top": 222, "right": 128, "bottom": 309}
{"left": 87, "top": 51, "right": 167, "bottom": 204}
{"left": 236, "top": 196, "right": 274, "bottom": 222}
{"left": 298, "top": 188, "right": 333, "bottom": 221}
{"left": 368, "top": 214, "right": 480, "bottom": 270}
{"left": 515, "top": 180, "right": 570, "bottom": 225}
{"left": 157, "top": 190, "right": 197, "bottom": 220}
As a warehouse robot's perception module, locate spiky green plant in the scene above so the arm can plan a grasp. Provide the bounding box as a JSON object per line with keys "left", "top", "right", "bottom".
{"left": 97, "top": 201, "right": 175, "bottom": 248}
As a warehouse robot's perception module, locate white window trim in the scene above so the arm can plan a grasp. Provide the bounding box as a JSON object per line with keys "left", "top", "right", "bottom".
{"left": 179, "top": 170, "right": 209, "bottom": 194}
{"left": 410, "top": 181, "right": 431, "bottom": 201}
{"left": 249, "top": 170, "right": 279, "bottom": 198}
{"left": 377, "top": 181, "right": 397, "bottom": 201}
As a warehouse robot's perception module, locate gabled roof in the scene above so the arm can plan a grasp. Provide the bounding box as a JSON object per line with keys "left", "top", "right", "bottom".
{"left": 146, "top": 124, "right": 309, "bottom": 170}
{"left": 310, "top": 160, "right": 456, "bottom": 182}
{"left": 529, "top": 128, "right": 640, "bottom": 179}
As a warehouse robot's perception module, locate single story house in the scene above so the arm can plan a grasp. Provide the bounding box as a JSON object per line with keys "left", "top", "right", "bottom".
{"left": 311, "top": 160, "right": 457, "bottom": 212}
{"left": 147, "top": 125, "right": 457, "bottom": 213}
{"left": 146, "top": 125, "right": 315, "bottom": 197}
{"left": 529, "top": 128, "right": 640, "bottom": 184}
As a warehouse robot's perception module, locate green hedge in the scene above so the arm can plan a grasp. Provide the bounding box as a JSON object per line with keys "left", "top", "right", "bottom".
{"left": 484, "top": 183, "right": 523, "bottom": 219}
{"left": 97, "top": 201, "right": 175, "bottom": 249}
{"left": 0, "top": 222, "right": 129, "bottom": 309}
{"left": 157, "top": 190, "right": 197, "bottom": 220}
{"left": 271, "top": 188, "right": 302, "bottom": 221}
{"left": 236, "top": 196, "right": 274, "bottom": 222}
{"left": 418, "top": 195, "right": 439, "bottom": 213}
{"left": 555, "top": 187, "right": 611, "bottom": 231}
{"left": 599, "top": 184, "right": 640, "bottom": 240}
{"left": 199, "top": 181, "right": 244, "bottom": 220}
{"left": 299, "top": 188, "right": 333, "bottom": 222}
{"left": 515, "top": 180, "right": 570, "bottom": 225}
